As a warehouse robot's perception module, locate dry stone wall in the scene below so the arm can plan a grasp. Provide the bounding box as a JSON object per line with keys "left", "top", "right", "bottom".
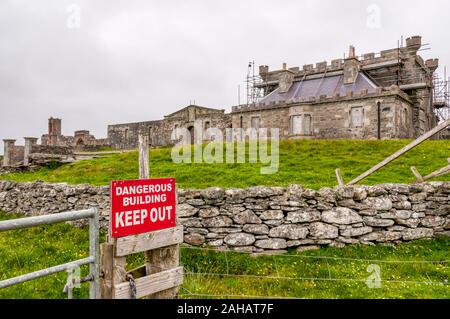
{"left": 0, "top": 180, "right": 448, "bottom": 252}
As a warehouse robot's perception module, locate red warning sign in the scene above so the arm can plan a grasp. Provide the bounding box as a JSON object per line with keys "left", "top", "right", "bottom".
{"left": 110, "top": 178, "right": 176, "bottom": 237}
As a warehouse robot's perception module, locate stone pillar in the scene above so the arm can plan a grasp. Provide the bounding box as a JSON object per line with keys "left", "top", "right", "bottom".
{"left": 2, "top": 139, "right": 16, "bottom": 167}
{"left": 23, "top": 137, "right": 38, "bottom": 166}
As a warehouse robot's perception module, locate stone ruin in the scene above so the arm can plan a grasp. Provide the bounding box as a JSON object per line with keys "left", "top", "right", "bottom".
{"left": 1, "top": 117, "right": 110, "bottom": 171}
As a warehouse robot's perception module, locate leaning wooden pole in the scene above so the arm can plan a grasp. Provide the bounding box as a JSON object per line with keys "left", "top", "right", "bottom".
{"left": 423, "top": 158, "right": 450, "bottom": 180}
{"left": 347, "top": 119, "right": 450, "bottom": 186}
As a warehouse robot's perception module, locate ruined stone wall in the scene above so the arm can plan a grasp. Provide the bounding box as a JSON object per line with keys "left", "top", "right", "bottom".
{"left": 108, "top": 120, "right": 173, "bottom": 149}
{"left": 0, "top": 181, "right": 448, "bottom": 252}
{"left": 108, "top": 113, "right": 232, "bottom": 149}
{"left": 10, "top": 146, "right": 24, "bottom": 165}
{"left": 31, "top": 145, "right": 73, "bottom": 155}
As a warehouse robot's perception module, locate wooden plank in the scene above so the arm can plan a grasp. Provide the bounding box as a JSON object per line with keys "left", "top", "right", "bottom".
{"left": 99, "top": 243, "right": 113, "bottom": 299}
{"left": 335, "top": 168, "right": 344, "bottom": 186}
{"left": 115, "top": 226, "right": 184, "bottom": 257}
{"left": 114, "top": 267, "right": 184, "bottom": 299}
{"left": 423, "top": 163, "right": 450, "bottom": 180}
{"left": 347, "top": 119, "right": 450, "bottom": 185}
{"left": 410, "top": 166, "right": 424, "bottom": 182}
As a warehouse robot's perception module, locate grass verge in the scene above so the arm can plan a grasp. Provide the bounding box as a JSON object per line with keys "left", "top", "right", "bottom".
{"left": 1, "top": 212, "right": 448, "bottom": 299}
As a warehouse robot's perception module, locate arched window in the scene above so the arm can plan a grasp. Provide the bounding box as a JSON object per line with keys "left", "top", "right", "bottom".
{"left": 403, "top": 107, "right": 408, "bottom": 124}
{"left": 204, "top": 121, "right": 211, "bottom": 140}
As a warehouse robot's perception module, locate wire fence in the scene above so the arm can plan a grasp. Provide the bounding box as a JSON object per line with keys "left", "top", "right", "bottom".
{"left": 178, "top": 245, "right": 450, "bottom": 299}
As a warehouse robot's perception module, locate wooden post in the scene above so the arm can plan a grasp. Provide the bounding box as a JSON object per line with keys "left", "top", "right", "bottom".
{"left": 335, "top": 168, "right": 344, "bottom": 186}
{"left": 347, "top": 118, "right": 450, "bottom": 185}
{"left": 100, "top": 133, "right": 182, "bottom": 299}
{"left": 100, "top": 242, "right": 126, "bottom": 299}
{"left": 145, "top": 245, "right": 180, "bottom": 299}
{"left": 99, "top": 243, "right": 113, "bottom": 299}
{"left": 410, "top": 166, "right": 424, "bottom": 182}
{"left": 138, "top": 134, "right": 150, "bottom": 180}
{"left": 138, "top": 133, "right": 180, "bottom": 299}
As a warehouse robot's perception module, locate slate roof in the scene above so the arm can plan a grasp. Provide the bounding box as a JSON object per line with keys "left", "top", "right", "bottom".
{"left": 260, "top": 72, "right": 379, "bottom": 104}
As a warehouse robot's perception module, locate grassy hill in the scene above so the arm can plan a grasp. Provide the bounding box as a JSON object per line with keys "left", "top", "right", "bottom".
{"left": 1, "top": 140, "right": 449, "bottom": 189}
{"left": 1, "top": 140, "right": 449, "bottom": 299}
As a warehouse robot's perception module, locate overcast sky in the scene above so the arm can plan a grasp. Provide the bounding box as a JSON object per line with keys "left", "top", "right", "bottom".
{"left": 1, "top": 0, "right": 449, "bottom": 153}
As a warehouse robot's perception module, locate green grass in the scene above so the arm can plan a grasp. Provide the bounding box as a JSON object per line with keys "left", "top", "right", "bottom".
{"left": 1, "top": 212, "right": 449, "bottom": 299}
{"left": 1, "top": 140, "right": 449, "bottom": 189}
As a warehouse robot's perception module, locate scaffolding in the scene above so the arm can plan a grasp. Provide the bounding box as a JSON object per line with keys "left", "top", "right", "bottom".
{"left": 433, "top": 68, "right": 449, "bottom": 121}
{"left": 246, "top": 61, "right": 264, "bottom": 105}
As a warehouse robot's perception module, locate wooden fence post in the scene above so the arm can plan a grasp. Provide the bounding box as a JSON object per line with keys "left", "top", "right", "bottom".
{"left": 138, "top": 133, "right": 181, "bottom": 299}
{"left": 99, "top": 133, "right": 183, "bottom": 299}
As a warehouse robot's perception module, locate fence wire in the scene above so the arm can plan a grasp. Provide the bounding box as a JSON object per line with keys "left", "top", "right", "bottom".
{"left": 178, "top": 245, "right": 450, "bottom": 299}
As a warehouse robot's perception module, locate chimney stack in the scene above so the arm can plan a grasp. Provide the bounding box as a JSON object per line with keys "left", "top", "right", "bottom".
{"left": 348, "top": 45, "right": 356, "bottom": 59}
{"left": 344, "top": 45, "right": 360, "bottom": 84}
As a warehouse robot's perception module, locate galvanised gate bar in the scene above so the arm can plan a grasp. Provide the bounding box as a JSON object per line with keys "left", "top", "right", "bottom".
{"left": 0, "top": 207, "right": 99, "bottom": 299}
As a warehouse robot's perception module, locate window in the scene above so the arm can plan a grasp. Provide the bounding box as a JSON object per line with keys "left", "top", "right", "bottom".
{"left": 251, "top": 117, "right": 261, "bottom": 130}
{"left": 204, "top": 121, "right": 211, "bottom": 140}
{"left": 303, "top": 114, "right": 312, "bottom": 134}
{"left": 403, "top": 108, "right": 408, "bottom": 124}
{"left": 124, "top": 129, "right": 129, "bottom": 141}
{"left": 291, "top": 114, "right": 313, "bottom": 135}
{"left": 148, "top": 126, "right": 153, "bottom": 145}
{"left": 350, "top": 107, "right": 363, "bottom": 127}
{"left": 292, "top": 115, "right": 302, "bottom": 134}
{"left": 240, "top": 116, "right": 243, "bottom": 128}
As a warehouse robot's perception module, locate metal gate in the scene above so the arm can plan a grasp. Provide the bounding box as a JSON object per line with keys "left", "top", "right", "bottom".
{"left": 0, "top": 207, "right": 99, "bottom": 299}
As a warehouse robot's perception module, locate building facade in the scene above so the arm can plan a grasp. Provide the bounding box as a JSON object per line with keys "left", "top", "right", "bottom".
{"left": 108, "top": 105, "right": 231, "bottom": 149}
{"left": 108, "top": 35, "right": 445, "bottom": 149}
{"left": 232, "top": 36, "right": 440, "bottom": 140}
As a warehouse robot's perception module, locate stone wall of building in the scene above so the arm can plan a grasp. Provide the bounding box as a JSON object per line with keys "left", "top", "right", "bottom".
{"left": 252, "top": 35, "right": 440, "bottom": 140}
{"left": 11, "top": 146, "right": 25, "bottom": 165}
{"left": 31, "top": 145, "right": 74, "bottom": 156}
{"left": 0, "top": 180, "right": 448, "bottom": 252}
{"left": 232, "top": 90, "right": 415, "bottom": 140}
{"left": 108, "top": 105, "right": 232, "bottom": 149}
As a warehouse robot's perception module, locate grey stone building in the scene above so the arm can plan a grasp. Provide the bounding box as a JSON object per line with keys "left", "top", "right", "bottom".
{"left": 2, "top": 117, "right": 110, "bottom": 167}
{"left": 108, "top": 35, "right": 446, "bottom": 149}
{"left": 42, "top": 117, "right": 109, "bottom": 150}
{"left": 232, "top": 36, "right": 441, "bottom": 140}
{"left": 108, "top": 105, "right": 231, "bottom": 149}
